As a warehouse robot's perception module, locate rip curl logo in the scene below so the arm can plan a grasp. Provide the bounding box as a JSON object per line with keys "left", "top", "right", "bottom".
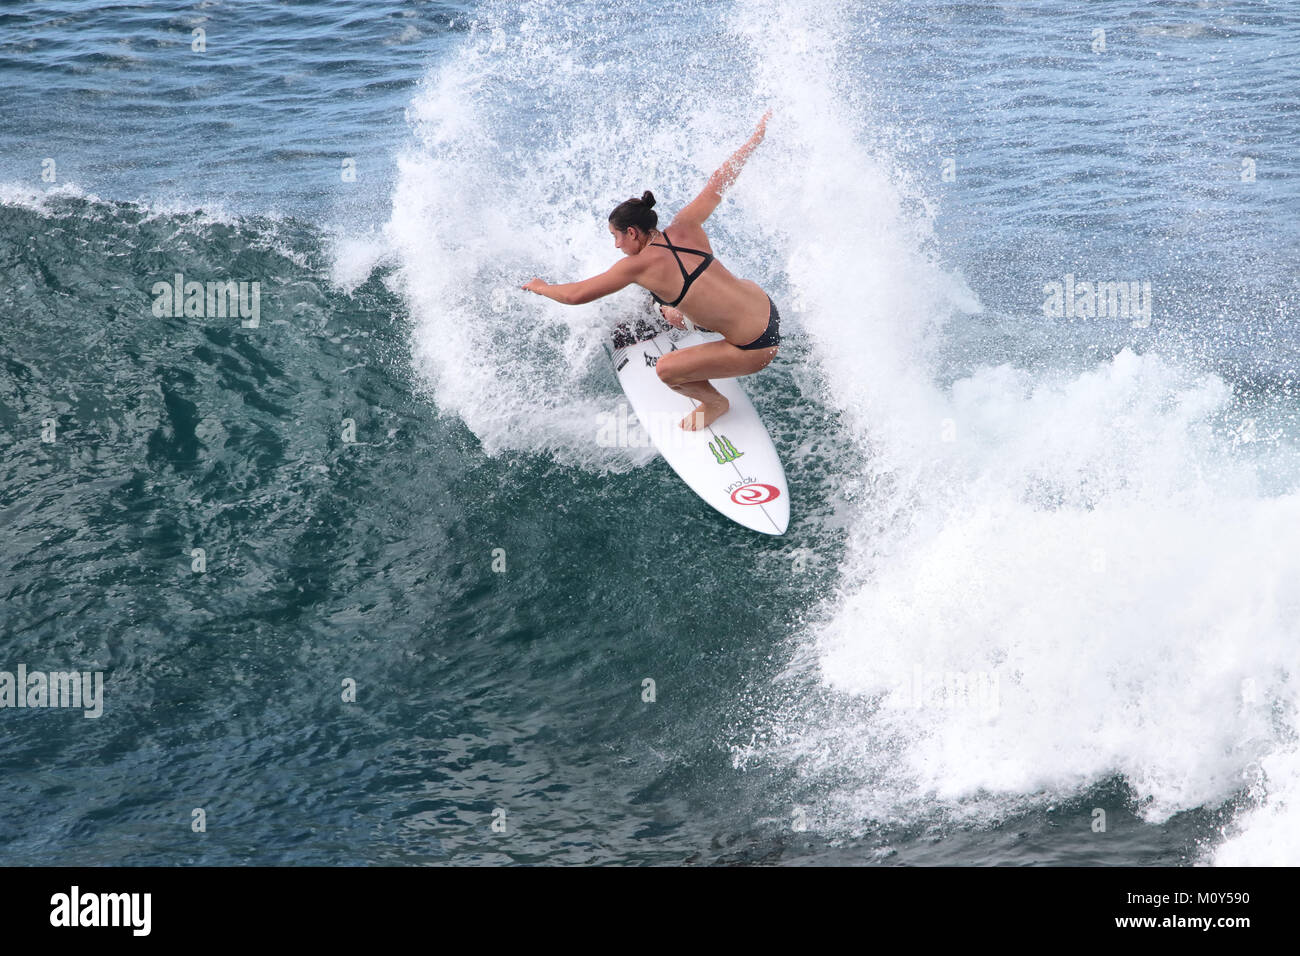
{"left": 709, "top": 435, "right": 744, "bottom": 464}
{"left": 644, "top": 353, "right": 658, "bottom": 367}
{"left": 730, "top": 483, "right": 780, "bottom": 505}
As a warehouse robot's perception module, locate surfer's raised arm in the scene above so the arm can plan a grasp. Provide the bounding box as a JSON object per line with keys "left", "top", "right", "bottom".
{"left": 520, "top": 113, "right": 772, "bottom": 305}
{"left": 671, "top": 109, "right": 772, "bottom": 228}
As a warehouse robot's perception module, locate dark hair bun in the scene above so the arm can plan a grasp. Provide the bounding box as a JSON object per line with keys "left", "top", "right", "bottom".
{"left": 609, "top": 192, "right": 659, "bottom": 232}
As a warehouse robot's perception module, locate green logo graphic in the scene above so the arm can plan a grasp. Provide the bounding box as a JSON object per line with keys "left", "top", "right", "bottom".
{"left": 709, "top": 435, "right": 744, "bottom": 464}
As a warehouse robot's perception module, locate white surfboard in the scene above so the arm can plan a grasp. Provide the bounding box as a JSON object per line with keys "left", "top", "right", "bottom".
{"left": 604, "top": 312, "right": 789, "bottom": 535}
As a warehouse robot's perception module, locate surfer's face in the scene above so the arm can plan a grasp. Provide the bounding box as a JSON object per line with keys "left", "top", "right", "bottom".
{"left": 610, "top": 224, "right": 642, "bottom": 256}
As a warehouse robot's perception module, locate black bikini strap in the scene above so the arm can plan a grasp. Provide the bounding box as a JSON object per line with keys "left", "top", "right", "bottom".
{"left": 654, "top": 229, "right": 712, "bottom": 256}
{"left": 652, "top": 229, "right": 690, "bottom": 283}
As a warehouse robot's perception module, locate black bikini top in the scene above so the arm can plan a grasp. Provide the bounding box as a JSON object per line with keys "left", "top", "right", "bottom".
{"left": 649, "top": 228, "right": 714, "bottom": 308}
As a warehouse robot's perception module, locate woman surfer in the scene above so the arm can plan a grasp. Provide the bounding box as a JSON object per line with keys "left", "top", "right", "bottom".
{"left": 522, "top": 110, "right": 780, "bottom": 431}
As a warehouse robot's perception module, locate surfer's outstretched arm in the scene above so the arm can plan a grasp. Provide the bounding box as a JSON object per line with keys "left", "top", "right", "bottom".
{"left": 522, "top": 254, "right": 643, "bottom": 305}
{"left": 672, "top": 109, "right": 772, "bottom": 228}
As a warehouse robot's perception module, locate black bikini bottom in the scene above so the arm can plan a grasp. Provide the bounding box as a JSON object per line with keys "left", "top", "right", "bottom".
{"left": 736, "top": 296, "right": 781, "bottom": 350}
{"left": 656, "top": 296, "right": 781, "bottom": 349}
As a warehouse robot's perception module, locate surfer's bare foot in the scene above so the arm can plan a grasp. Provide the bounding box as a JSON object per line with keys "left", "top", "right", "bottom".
{"left": 681, "top": 398, "right": 729, "bottom": 431}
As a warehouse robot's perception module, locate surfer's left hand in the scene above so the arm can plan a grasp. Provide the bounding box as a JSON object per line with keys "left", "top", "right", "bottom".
{"left": 659, "top": 304, "right": 687, "bottom": 330}
{"left": 522, "top": 278, "right": 548, "bottom": 294}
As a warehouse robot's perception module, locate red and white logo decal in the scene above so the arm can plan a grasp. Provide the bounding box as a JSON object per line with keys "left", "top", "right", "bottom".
{"left": 730, "top": 483, "right": 781, "bottom": 505}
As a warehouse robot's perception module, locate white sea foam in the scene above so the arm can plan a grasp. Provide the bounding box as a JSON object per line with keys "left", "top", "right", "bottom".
{"left": 0, "top": 180, "right": 104, "bottom": 215}
{"left": 327, "top": 227, "right": 393, "bottom": 295}
{"left": 0, "top": 179, "right": 254, "bottom": 227}
{"left": 727, "top": 0, "right": 1300, "bottom": 861}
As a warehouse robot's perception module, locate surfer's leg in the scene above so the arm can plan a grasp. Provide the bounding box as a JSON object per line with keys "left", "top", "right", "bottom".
{"left": 656, "top": 339, "right": 779, "bottom": 431}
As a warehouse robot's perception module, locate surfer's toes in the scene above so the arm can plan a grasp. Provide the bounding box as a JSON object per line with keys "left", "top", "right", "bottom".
{"left": 680, "top": 400, "right": 729, "bottom": 431}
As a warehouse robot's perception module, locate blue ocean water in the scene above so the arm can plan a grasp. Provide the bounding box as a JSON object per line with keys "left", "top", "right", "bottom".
{"left": 2, "top": 0, "right": 1298, "bottom": 864}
